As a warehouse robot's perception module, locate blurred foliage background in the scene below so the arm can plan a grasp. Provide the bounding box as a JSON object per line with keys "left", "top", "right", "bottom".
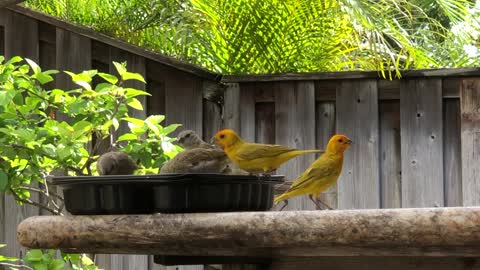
{"left": 23, "top": 0, "right": 480, "bottom": 76}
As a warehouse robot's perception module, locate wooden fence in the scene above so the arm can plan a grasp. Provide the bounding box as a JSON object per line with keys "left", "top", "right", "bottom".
{"left": 2, "top": 5, "right": 480, "bottom": 270}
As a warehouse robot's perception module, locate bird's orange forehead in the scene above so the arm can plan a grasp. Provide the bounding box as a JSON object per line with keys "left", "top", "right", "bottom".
{"left": 332, "top": 134, "right": 350, "bottom": 141}
{"left": 215, "top": 129, "right": 235, "bottom": 137}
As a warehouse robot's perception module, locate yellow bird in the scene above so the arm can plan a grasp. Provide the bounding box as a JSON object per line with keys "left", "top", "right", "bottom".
{"left": 211, "top": 129, "right": 322, "bottom": 174}
{"left": 274, "top": 134, "right": 352, "bottom": 210}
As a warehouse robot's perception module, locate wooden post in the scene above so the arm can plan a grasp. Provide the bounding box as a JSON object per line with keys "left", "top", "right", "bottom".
{"left": 460, "top": 78, "right": 480, "bottom": 206}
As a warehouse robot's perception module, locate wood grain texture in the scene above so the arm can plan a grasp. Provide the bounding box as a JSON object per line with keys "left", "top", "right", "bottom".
{"left": 270, "top": 257, "right": 480, "bottom": 270}
{"left": 315, "top": 102, "right": 337, "bottom": 209}
{"left": 274, "top": 81, "right": 316, "bottom": 210}
{"left": 56, "top": 28, "right": 91, "bottom": 89}
{"left": 255, "top": 102, "right": 275, "bottom": 144}
{"left": 336, "top": 79, "right": 380, "bottom": 209}
{"left": 239, "top": 83, "right": 256, "bottom": 142}
{"left": 379, "top": 100, "right": 402, "bottom": 208}
{"left": 444, "top": 99, "right": 462, "bottom": 207}
{"left": 400, "top": 79, "right": 444, "bottom": 208}
{"left": 17, "top": 208, "right": 480, "bottom": 256}
{"left": 223, "top": 83, "right": 241, "bottom": 131}
{"left": 2, "top": 9, "right": 40, "bottom": 258}
{"left": 164, "top": 69, "right": 203, "bottom": 137}
{"left": 8, "top": 5, "right": 218, "bottom": 80}
{"left": 460, "top": 79, "right": 480, "bottom": 206}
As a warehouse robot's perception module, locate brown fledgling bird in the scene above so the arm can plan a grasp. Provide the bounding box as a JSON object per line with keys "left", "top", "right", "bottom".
{"left": 160, "top": 130, "right": 231, "bottom": 174}
{"left": 96, "top": 151, "right": 137, "bottom": 175}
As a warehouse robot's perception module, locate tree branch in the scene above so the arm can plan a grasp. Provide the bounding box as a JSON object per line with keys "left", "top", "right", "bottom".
{"left": 10, "top": 188, "right": 61, "bottom": 216}
{"left": 19, "top": 186, "right": 64, "bottom": 202}
{"left": 0, "top": 262, "right": 33, "bottom": 270}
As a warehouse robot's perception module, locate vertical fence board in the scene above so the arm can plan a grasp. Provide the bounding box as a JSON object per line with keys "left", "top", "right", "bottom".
{"left": 240, "top": 83, "right": 256, "bottom": 141}
{"left": 165, "top": 71, "right": 203, "bottom": 136}
{"left": 56, "top": 28, "right": 91, "bottom": 89}
{"left": 443, "top": 99, "right": 462, "bottom": 206}
{"left": 460, "top": 78, "right": 480, "bottom": 206}
{"left": 108, "top": 47, "right": 149, "bottom": 270}
{"left": 400, "top": 79, "right": 444, "bottom": 207}
{"left": 224, "top": 83, "right": 241, "bottom": 131}
{"left": 315, "top": 102, "right": 337, "bottom": 209}
{"left": 255, "top": 102, "right": 275, "bottom": 144}
{"left": 203, "top": 81, "right": 224, "bottom": 142}
{"left": 336, "top": 80, "right": 380, "bottom": 209}
{"left": 3, "top": 9, "right": 40, "bottom": 258}
{"left": 379, "top": 100, "right": 402, "bottom": 208}
{"left": 274, "top": 81, "right": 316, "bottom": 210}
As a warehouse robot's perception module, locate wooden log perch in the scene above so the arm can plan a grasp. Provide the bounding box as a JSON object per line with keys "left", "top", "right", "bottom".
{"left": 17, "top": 207, "right": 480, "bottom": 257}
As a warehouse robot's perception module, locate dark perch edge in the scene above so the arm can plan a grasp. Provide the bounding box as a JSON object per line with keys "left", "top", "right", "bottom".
{"left": 17, "top": 207, "right": 480, "bottom": 257}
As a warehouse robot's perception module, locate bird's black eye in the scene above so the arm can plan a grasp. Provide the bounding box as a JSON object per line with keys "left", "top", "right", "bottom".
{"left": 338, "top": 139, "right": 343, "bottom": 143}
{"left": 220, "top": 134, "right": 225, "bottom": 139}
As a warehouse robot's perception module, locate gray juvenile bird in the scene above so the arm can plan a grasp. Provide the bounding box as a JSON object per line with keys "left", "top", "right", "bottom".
{"left": 160, "top": 130, "right": 231, "bottom": 174}
{"left": 160, "top": 147, "right": 230, "bottom": 173}
{"left": 177, "top": 129, "right": 214, "bottom": 149}
{"left": 96, "top": 151, "right": 137, "bottom": 175}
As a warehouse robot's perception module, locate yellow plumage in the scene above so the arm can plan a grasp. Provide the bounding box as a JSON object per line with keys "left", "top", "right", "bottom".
{"left": 274, "top": 134, "right": 352, "bottom": 209}
{"left": 212, "top": 129, "right": 322, "bottom": 174}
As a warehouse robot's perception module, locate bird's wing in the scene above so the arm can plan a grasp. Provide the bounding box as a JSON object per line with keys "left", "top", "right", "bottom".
{"left": 235, "top": 144, "right": 296, "bottom": 160}
{"left": 287, "top": 163, "right": 338, "bottom": 191}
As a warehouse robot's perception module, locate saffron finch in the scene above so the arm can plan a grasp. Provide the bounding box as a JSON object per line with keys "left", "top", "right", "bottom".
{"left": 161, "top": 130, "right": 231, "bottom": 174}
{"left": 211, "top": 129, "right": 323, "bottom": 174}
{"left": 274, "top": 134, "right": 352, "bottom": 210}
{"left": 97, "top": 151, "right": 137, "bottom": 175}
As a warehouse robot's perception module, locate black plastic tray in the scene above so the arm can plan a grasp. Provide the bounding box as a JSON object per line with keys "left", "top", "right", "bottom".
{"left": 52, "top": 174, "right": 284, "bottom": 215}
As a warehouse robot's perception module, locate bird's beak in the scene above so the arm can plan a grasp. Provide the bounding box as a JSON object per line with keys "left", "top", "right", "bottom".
{"left": 210, "top": 136, "right": 217, "bottom": 144}
{"left": 346, "top": 139, "right": 353, "bottom": 145}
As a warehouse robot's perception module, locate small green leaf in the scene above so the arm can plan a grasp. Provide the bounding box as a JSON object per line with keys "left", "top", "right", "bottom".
{"left": 162, "top": 124, "right": 182, "bottom": 135}
{"left": 125, "top": 88, "right": 151, "bottom": 98}
{"left": 50, "top": 259, "right": 65, "bottom": 270}
{"left": 5, "top": 56, "right": 22, "bottom": 66}
{"left": 31, "top": 262, "right": 48, "bottom": 270}
{"left": 0, "top": 254, "right": 18, "bottom": 262}
{"left": 117, "top": 133, "right": 138, "bottom": 142}
{"left": 112, "top": 118, "right": 120, "bottom": 130}
{"left": 113, "top": 62, "right": 127, "bottom": 76}
{"left": 122, "top": 72, "right": 146, "bottom": 83}
{"left": 24, "top": 249, "right": 43, "bottom": 262}
{"left": 146, "top": 115, "right": 165, "bottom": 124}
{"left": 145, "top": 121, "right": 159, "bottom": 136}
{"left": 25, "top": 58, "right": 41, "bottom": 74}
{"left": 127, "top": 98, "right": 144, "bottom": 110}
{"left": 97, "top": 73, "right": 118, "bottom": 84}
{"left": 0, "top": 171, "right": 8, "bottom": 192}
{"left": 75, "top": 80, "right": 92, "bottom": 90}
{"left": 122, "top": 117, "right": 145, "bottom": 127}
{"left": 34, "top": 72, "right": 54, "bottom": 85}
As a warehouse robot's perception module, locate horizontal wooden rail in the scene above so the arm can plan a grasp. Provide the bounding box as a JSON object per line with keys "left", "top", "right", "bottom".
{"left": 17, "top": 207, "right": 480, "bottom": 257}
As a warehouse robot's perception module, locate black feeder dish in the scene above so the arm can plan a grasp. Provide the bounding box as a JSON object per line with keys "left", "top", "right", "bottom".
{"left": 51, "top": 173, "right": 284, "bottom": 214}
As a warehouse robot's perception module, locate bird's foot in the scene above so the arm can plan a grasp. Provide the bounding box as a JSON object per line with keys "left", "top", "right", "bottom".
{"left": 278, "top": 200, "right": 288, "bottom": 211}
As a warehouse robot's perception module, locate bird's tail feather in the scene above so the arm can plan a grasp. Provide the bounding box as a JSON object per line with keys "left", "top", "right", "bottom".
{"left": 274, "top": 192, "right": 292, "bottom": 204}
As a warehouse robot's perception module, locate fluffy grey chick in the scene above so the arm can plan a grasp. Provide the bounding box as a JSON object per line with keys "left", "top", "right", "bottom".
{"left": 161, "top": 130, "right": 230, "bottom": 173}
{"left": 177, "top": 129, "right": 213, "bottom": 149}
{"left": 97, "top": 151, "right": 137, "bottom": 175}
{"left": 160, "top": 147, "right": 230, "bottom": 174}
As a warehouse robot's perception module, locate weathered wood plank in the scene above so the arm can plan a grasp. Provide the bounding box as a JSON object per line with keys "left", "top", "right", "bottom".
{"left": 0, "top": 0, "right": 23, "bottom": 8}
{"left": 269, "top": 257, "right": 480, "bottom": 270}
{"left": 274, "top": 81, "right": 316, "bottom": 210}
{"left": 223, "top": 83, "right": 241, "bottom": 131}
{"left": 255, "top": 102, "right": 275, "bottom": 144}
{"left": 336, "top": 79, "right": 380, "bottom": 209}
{"left": 239, "top": 83, "right": 255, "bottom": 141}
{"left": 444, "top": 99, "right": 462, "bottom": 206}
{"left": 56, "top": 28, "right": 91, "bottom": 89}
{"left": 315, "top": 102, "right": 337, "bottom": 209}
{"left": 8, "top": 5, "right": 219, "bottom": 81}
{"left": 2, "top": 8, "right": 40, "bottom": 258}
{"left": 400, "top": 79, "right": 444, "bottom": 207}
{"left": 164, "top": 70, "right": 203, "bottom": 136}
{"left": 222, "top": 68, "right": 480, "bottom": 83}
{"left": 460, "top": 78, "right": 480, "bottom": 206}
{"left": 18, "top": 208, "right": 480, "bottom": 257}
{"left": 379, "top": 100, "right": 402, "bottom": 208}
{"left": 4, "top": 10, "right": 38, "bottom": 61}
